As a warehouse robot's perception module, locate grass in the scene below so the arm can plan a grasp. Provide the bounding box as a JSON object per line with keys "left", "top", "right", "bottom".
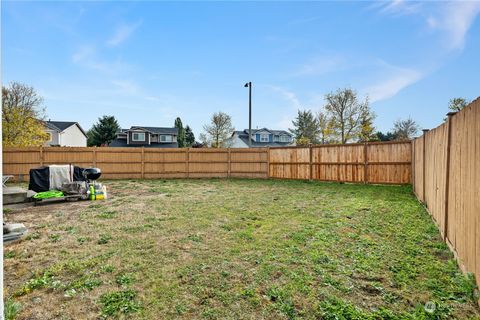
{"left": 3, "top": 179, "right": 480, "bottom": 319}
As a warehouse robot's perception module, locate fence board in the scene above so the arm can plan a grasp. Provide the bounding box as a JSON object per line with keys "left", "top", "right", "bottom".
{"left": 412, "top": 97, "right": 480, "bottom": 291}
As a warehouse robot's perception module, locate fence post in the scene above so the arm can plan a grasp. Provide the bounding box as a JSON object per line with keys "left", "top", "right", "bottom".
{"left": 93, "top": 147, "right": 97, "bottom": 168}
{"left": 228, "top": 148, "right": 231, "bottom": 178}
{"left": 422, "top": 129, "right": 429, "bottom": 204}
{"left": 411, "top": 140, "right": 415, "bottom": 189}
{"left": 364, "top": 142, "right": 368, "bottom": 184}
{"left": 39, "top": 146, "right": 44, "bottom": 166}
{"left": 267, "top": 147, "right": 270, "bottom": 178}
{"left": 309, "top": 144, "right": 313, "bottom": 181}
{"left": 141, "top": 147, "right": 145, "bottom": 179}
{"left": 186, "top": 148, "right": 190, "bottom": 178}
{"left": 443, "top": 112, "right": 456, "bottom": 241}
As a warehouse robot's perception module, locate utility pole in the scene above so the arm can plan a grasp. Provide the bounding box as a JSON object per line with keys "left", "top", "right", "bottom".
{"left": 244, "top": 82, "right": 252, "bottom": 147}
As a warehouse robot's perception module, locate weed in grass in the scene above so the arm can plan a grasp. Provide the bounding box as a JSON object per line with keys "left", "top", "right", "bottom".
{"left": 99, "top": 289, "right": 141, "bottom": 318}
{"left": 98, "top": 234, "right": 112, "bottom": 245}
{"left": 4, "top": 250, "right": 17, "bottom": 259}
{"left": 116, "top": 273, "right": 134, "bottom": 287}
{"left": 101, "top": 265, "right": 115, "bottom": 273}
{"left": 77, "top": 236, "right": 88, "bottom": 244}
{"left": 97, "top": 210, "right": 117, "bottom": 219}
{"left": 26, "top": 232, "right": 41, "bottom": 240}
{"left": 49, "top": 234, "right": 61, "bottom": 243}
{"left": 4, "top": 297, "right": 21, "bottom": 320}
{"left": 4, "top": 208, "right": 13, "bottom": 214}
{"left": 186, "top": 234, "right": 203, "bottom": 243}
{"left": 64, "top": 226, "right": 77, "bottom": 234}
{"left": 175, "top": 303, "right": 187, "bottom": 315}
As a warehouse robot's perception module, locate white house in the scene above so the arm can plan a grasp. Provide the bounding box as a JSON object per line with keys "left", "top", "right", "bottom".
{"left": 44, "top": 121, "right": 87, "bottom": 147}
{"left": 229, "top": 128, "right": 295, "bottom": 148}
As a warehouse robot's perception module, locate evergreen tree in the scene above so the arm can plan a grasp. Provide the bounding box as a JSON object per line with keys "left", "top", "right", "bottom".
{"left": 289, "top": 110, "right": 320, "bottom": 144}
{"left": 174, "top": 117, "right": 185, "bottom": 148}
{"left": 87, "top": 115, "right": 120, "bottom": 146}
{"left": 358, "top": 108, "right": 377, "bottom": 142}
{"left": 185, "top": 125, "right": 195, "bottom": 147}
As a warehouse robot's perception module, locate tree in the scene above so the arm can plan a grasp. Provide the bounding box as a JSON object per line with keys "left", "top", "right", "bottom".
{"left": 289, "top": 110, "right": 320, "bottom": 144}
{"left": 2, "top": 82, "right": 49, "bottom": 147}
{"left": 317, "top": 111, "right": 333, "bottom": 144}
{"left": 87, "top": 115, "right": 120, "bottom": 146}
{"left": 392, "top": 117, "right": 419, "bottom": 141}
{"left": 448, "top": 97, "right": 469, "bottom": 112}
{"left": 185, "top": 125, "right": 195, "bottom": 147}
{"left": 358, "top": 108, "right": 377, "bottom": 142}
{"left": 375, "top": 131, "right": 397, "bottom": 141}
{"left": 201, "top": 112, "right": 234, "bottom": 148}
{"left": 324, "top": 88, "right": 370, "bottom": 144}
{"left": 174, "top": 117, "right": 185, "bottom": 148}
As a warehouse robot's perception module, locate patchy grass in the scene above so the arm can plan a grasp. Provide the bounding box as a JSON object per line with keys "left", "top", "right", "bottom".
{"left": 3, "top": 179, "right": 480, "bottom": 319}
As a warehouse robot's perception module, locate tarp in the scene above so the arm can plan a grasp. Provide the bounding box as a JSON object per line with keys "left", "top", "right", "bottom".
{"left": 28, "top": 166, "right": 86, "bottom": 192}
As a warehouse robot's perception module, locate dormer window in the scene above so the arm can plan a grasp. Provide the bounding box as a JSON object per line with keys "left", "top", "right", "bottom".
{"left": 260, "top": 134, "right": 269, "bottom": 142}
{"left": 132, "top": 132, "right": 145, "bottom": 141}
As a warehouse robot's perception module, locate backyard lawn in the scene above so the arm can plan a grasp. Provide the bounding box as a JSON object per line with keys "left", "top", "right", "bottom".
{"left": 3, "top": 179, "right": 480, "bottom": 319}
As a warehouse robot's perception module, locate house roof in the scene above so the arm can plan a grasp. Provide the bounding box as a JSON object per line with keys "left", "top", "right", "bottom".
{"left": 243, "top": 128, "right": 291, "bottom": 136}
{"left": 119, "top": 126, "right": 178, "bottom": 135}
{"left": 232, "top": 129, "right": 294, "bottom": 147}
{"left": 45, "top": 121, "right": 87, "bottom": 137}
{"left": 109, "top": 138, "right": 178, "bottom": 148}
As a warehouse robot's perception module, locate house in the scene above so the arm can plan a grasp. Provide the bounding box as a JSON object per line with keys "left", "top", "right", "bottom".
{"left": 229, "top": 128, "right": 295, "bottom": 148}
{"left": 44, "top": 121, "right": 87, "bottom": 147}
{"left": 109, "top": 126, "right": 179, "bottom": 148}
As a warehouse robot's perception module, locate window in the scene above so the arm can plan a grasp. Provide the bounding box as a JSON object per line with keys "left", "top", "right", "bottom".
{"left": 47, "top": 132, "right": 52, "bottom": 141}
{"left": 280, "top": 135, "right": 290, "bottom": 142}
{"left": 273, "top": 135, "right": 279, "bottom": 142}
{"left": 132, "top": 132, "right": 145, "bottom": 141}
{"left": 160, "top": 135, "right": 173, "bottom": 142}
{"left": 260, "top": 134, "right": 269, "bottom": 142}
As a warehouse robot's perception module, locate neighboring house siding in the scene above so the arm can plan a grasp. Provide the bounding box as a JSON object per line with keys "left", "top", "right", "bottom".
{"left": 230, "top": 135, "right": 249, "bottom": 148}
{"left": 59, "top": 124, "right": 87, "bottom": 147}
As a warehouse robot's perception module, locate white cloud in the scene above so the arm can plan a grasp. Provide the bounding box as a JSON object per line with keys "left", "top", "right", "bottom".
{"left": 107, "top": 20, "right": 142, "bottom": 47}
{"left": 432, "top": 1, "right": 480, "bottom": 50}
{"left": 293, "top": 56, "right": 345, "bottom": 77}
{"left": 374, "top": 1, "right": 480, "bottom": 51}
{"left": 374, "top": 0, "right": 422, "bottom": 16}
{"left": 364, "top": 64, "right": 422, "bottom": 102}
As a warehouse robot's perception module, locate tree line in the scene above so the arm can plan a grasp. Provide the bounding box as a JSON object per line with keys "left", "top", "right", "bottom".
{"left": 2, "top": 82, "right": 472, "bottom": 148}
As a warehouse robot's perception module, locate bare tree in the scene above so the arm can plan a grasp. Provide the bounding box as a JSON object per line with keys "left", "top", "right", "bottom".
{"left": 324, "top": 88, "right": 371, "bottom": 144}
{"left": 201, "top": 112, "right": 234, "bottom": 148}
{"left": 392, "top": 117, "right": 419, "bottom": 141}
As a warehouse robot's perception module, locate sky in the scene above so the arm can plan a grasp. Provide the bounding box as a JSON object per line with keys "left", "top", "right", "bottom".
{"left": 2, "top": 1, "right": 480, "bottom": 138}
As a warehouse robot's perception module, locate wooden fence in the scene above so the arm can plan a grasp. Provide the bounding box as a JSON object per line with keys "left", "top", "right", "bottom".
{"left": 412, "top": 97, "right": 480, "bottom": 290}
{"left": 2, "top": 141, "right": 412, "bottom": 184}
{"left": 2, "top": 147, "right": 269, "bottom": 180}
{"left": 269, "top": 141, "right": 412, "bottom": 184}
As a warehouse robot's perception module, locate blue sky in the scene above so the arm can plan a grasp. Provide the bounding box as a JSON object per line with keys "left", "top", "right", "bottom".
{"left": 2, "top": 1, "right": 480, "bottom": 138}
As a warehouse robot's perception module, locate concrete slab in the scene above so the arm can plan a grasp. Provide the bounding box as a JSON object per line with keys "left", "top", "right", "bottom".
{"left": 3, "top": 186, "right": 28, "bottom": 204}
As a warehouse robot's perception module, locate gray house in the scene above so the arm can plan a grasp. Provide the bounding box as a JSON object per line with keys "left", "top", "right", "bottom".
{"left": 229, "top": 128, "right": 294, "bottom": 148}
{"left": 109, "top": 126, "right": 178, "bottom": 148}
{"left": 44, "top": 121, "right": 87, "bottom": 147}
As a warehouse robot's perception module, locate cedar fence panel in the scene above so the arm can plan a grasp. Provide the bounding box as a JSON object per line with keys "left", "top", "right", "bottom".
{"left": 2, "top": 147, "right": 269, "bottom": 180}
{"left": 412, "top": 96, "right": 480, "bottom": 291}
{"left": 269, "top": 141, "right": 412, "bottom": 184}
